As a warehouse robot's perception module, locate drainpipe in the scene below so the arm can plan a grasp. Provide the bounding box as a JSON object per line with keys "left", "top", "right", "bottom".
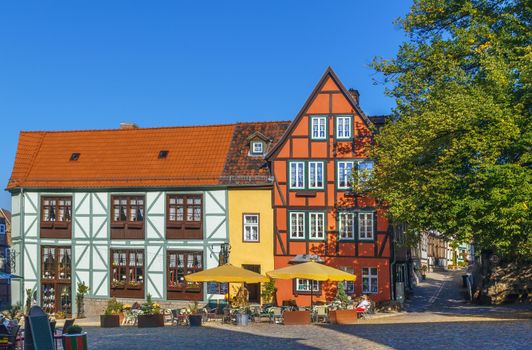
{"left": 390, "top": 226, "right": 396, "bottom": 301}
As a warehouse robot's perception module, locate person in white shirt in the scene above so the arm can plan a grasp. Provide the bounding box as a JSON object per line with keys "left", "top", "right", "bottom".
{"left": 356, "top": 295, "right": 371, "bottom": 312}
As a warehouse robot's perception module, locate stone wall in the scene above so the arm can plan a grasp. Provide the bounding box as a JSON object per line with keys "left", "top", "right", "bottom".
{"left": 82, "top": 298, "right": 203, "bottom": 317}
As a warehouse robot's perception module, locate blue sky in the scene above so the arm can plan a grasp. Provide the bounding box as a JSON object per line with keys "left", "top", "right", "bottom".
{"left": 0, "top": 0, "right": 411, "bottom": 210}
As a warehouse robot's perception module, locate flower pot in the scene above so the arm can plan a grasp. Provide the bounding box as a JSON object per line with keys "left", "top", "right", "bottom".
{"left": 283, "top": 311, "right": 311, "bottom": 325}
{"left": 236, "top": 314, "right": 250, "bottom": 326}
{"left": 62, "top": 333, "right": 88, "bottom": 350}
{"left": 188, "top": 314, "right": 203, "bottom": 327}
{"left": 329, "top": 310, "right": 357, "bottom": 324}
{"left": 137, "top": 314, "right": 164, "bottom": 328}
{"left": 100, "top": 314, "right": 120, "bottom": 328}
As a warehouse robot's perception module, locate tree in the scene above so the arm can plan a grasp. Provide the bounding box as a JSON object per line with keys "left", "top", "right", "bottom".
{"left": 369, "top": 0, "right": 531, "bottom": 258}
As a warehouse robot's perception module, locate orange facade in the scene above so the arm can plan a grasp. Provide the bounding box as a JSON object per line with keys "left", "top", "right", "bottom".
{"left": 268, "top": 68, "right": 391, "bottom": 305}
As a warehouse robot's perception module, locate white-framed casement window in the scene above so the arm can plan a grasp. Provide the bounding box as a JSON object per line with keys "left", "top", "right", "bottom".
{"left": 308, "top": 161, "right": 324, "bottom": 189}
{"left": 338, "top": 212, "right": 355, "bottom": 240}
{"left": 337, "top": 161, "right": 355, "bottom": 189}
{"left": 289, "top": 212, "right": 305, "bottom": 239}
{"left": 362, "top": 267, "right": 378, "bottom": 294}
{"left": 336, "top": 116, "right": 352, "bottom": 139}
{"left": 243, "top": 214, "right": 259, "bottom": 242}
{"left": 251, "top": 141, "right": 264, "bottom": 155}
{"left": 311, "top": 116, "right": 327, "bottom": 140}
{"left": 289, "top": 162, "right": 305, "bottom": 189}
{"left": 309, "top": 212, "right": 325, "bottom": 240}
{"left": 295, "top": 279, "right": 320, "bottom": 293}
{"left": 357, "top": 160, "right": 374, "bottom": 184}
{"left": 358, "top": 212, "right": 374, "bottom": 240}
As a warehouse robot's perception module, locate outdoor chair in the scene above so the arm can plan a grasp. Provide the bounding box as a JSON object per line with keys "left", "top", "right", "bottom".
{"left": 221, "top": 308, "right": 234, "bottom": 325}
{"left": 53, "top": 319, "right": 75, "bottom": 349}
{"left": 312, "top": 306, "right": 329, "bottom": 323}
{"left": 202, "top": 307, "right": 218, "bottom": 322}
{"left": 175, "top": 309, "right": 189, "bottom": 327}
{"left": 0, "top": 325, "right": 20, "bottom": 350}
{"left": 163, "top": 309, "right": 173, "bottom": 324}
{"left": 269, "top": 307, "right": 283, "bottom": 324}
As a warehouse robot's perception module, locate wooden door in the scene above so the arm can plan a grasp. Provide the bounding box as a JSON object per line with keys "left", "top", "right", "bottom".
{"left": 242, "top": 264, "right": 261, "bottom": 303}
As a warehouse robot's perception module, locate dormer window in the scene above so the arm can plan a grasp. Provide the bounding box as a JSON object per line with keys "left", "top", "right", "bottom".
{"left": 251, "top": 141, "right": 264, "bottom": 155}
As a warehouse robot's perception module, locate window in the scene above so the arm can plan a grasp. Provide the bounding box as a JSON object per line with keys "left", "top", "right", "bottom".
{"left": 167, "top": 194, "right": 203, "bottom": 239}
{"left": 289, "top": 162, "right": 305, "bottom": 189}
{"left": 167, "top": 251, "right": 203, "bottom": 300}
{"left": 338, "top": 213, "right": 355, "bottom": 240}
{"left": 295, "top": 279, "right": 320, "bottom": 294}
{"left": 158, "top": 150, "right": 169, "bottom": 158}
{"left": 309, "top": 212, "right": 325, "bottom": 240}
{"left": 40, "top": 197, "right": 72, "bottom": 238}
{"left": 289, "top": 212, "right": 305, "bottom": 239}
{"left": 251, "top": 141, "right": 264, "bottom": 155}
{"left": 110, "top": 196, "right": 145, "bottom": 239}
{"left": 358, "top": 212, "right": 374, "bottom": 240}
{"left": 243, "top": 214, "right": 260, "bottom": 242}
{"left": 336, "top": 116, "right": 352, "bottom": 139}
{"left": 311, "top": 116, "right": 327, "bottom": 139}
{"left": 69, "top": 152, "right": 80, "bottom": 161}
{"left": 41, "top": 246, "right": 72, "bottom": 315}
{"left": 358, "top": 160, "right": 374, "bottom": 184}
{"left": 337, "top": 161, "right": 355, "bottom": 189}
{"left": 362, "top": 267, "right": 378, "bottom": 294}
{"left": 308, "top": 162, "right": 324, "bottom": 189}
{"left": 111, "top": 249, "right": 144, "bottom": 298}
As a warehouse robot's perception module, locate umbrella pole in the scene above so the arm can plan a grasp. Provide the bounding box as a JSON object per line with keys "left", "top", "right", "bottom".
{"left": 310, "top": 280, "right": 314, "bottom": 307}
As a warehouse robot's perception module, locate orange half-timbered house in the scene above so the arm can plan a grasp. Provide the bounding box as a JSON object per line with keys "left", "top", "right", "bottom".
{"left": 267, "top": 67, "right": 391, "bottom": 304}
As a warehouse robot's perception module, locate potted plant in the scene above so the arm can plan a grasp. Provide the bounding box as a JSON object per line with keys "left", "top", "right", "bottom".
{"left": 260, "top": 280, "right": 277, "bottom": 305}
{"left": 137, "top": 294, "right": 164, "bottom": 328}
{"left": 100, "top": 298, "right": 123, "bottom": 327}
{"left": 62, "top": 325, "right": 88, "bottom": 350}
{"left": 329, "top": 283, "right": 357, "bottom": 324}
{"left": 76, "top": 281, "right": 89, "bottom": 319}
{"left": 232, "top": 286, "right": 251, "bottom": 326}
{"left": 187, "top": 301, "right": 203, "bottom": 327}
{"left": 55, "top": 311, "right": 66, "bottom": 320}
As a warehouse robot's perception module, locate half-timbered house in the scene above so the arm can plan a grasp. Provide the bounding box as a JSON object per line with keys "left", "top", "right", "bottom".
{"left": 266, "top": 67, "right": 392, "bottom": 304}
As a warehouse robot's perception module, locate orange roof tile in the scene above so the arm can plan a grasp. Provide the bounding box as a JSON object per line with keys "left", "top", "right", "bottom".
{"left": 7, "top": 124, "right": 237, "bottom": 189}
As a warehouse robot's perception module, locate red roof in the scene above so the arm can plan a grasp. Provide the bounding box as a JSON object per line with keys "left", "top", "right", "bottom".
{"left": 7, "top": 124, "right": 237, "bottom": 189}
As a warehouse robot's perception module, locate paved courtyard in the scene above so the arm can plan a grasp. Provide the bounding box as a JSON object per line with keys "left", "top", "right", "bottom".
{"left": 80, "top": 271, "right": 532, "bottom": 350}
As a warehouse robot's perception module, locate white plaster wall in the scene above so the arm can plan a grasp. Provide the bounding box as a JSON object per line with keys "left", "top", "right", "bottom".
{"left": 92, "top": 193, "right": 108, "bottom": 215}
{"left": 146, "top": 192, "right": 164, "bottom": 215}
{"left": 205, "top": 190, "right": 226, "bottom": 215}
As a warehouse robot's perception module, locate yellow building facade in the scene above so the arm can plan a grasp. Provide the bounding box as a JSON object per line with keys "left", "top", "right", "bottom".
{"left": 228, "top": 188, "right": 274, "bottom": 304}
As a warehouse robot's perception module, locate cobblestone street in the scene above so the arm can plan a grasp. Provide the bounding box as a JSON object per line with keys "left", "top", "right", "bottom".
{"left": 80, "top": 270, "right": 531, "bottom": 350}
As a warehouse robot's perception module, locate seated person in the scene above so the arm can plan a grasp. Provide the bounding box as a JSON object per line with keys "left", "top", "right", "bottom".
{"left": 356, "top": 295, "right": 371, "bottom": 312}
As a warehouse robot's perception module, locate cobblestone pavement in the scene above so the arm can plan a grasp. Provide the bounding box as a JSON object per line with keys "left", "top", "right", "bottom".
{"left": 82, "top": 270, "right": 531, "bottom": 350}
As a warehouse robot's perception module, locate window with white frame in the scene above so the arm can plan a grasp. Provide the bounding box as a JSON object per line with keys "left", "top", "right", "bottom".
{"left": 311, "top": 116, "right": 327, "bottom": 139}
{"left": 358, "top": 212, "right": 374, "bottom": 240}
{"left": 243, "top": 214, "right": 259, "bottom": 242}
{"left": 251, "top": 141, "right": 264, "bottom": 155}
{"left": 289, "top": 162, "right": 305, "bottom": 189}
{"left": 295, "top": 279, "right": 320, "bottom": 293}
{"left": 309, "top": 212, "right": 325, "bottom": 240}
{"left": 338, "top": 212, "right": 355, "bottom": 240}
{"left": 337, "top": 161, "right": 355, "bottom": 189}
{"left": 358, "top": 160, "right": 374, "bottom": 184}
{"left": 308, "top": 161, "right": 324, "bottom": 189}
{"left": 290, "top": 212, "right": 305, "bottom": 239}
{"left": 362, "top": 267, "right": 378, "bottom": 294}
{"left": 336, "top": 116, "right": 352, "bottom": 139}
{"left": 340, "top": 266, "right": 355, "bottom": 294}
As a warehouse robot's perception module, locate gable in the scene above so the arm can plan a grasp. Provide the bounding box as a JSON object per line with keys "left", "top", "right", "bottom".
{"left": 266, "top": 67, "right": 374, "bottom": 160}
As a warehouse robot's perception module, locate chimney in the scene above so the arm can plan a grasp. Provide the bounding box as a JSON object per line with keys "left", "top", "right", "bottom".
{"left": 348, "top": 88, "right": 360, "bottom": 106}
{"left": 120, "top": 122, "right": 139, "bottom": 130}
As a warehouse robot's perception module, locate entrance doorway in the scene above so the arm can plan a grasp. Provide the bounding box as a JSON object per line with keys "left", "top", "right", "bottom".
{"left": 242, "top": 264, "right": 261, "bottom": 303}
{"left": 41, "top": 246, "right": 72, "bottom": 315}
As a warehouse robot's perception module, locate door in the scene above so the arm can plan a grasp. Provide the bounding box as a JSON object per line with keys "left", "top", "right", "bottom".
{"left": 41, "top": 246, "right": 72, "bottom": 315}
{"left": 242, "top": 264, "right": 261, "bottom": 303}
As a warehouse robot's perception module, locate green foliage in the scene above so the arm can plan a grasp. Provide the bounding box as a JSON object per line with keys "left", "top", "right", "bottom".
{"left": 104, "top": 298, "right": 123, "bottom": 315}
{"left": 66, "top": 325, "right": 83, "bottom": 334}
{"left": 260, "top": 280, "right": 277, "bottom": 304}
{"left": 25, "top": 288, "right": 33, "bottom": 313}
{"left": 2, "top": 303, "right": 23, "bottom": 322}
{"left": 333, "top": 283, "right": 350, "bottom": 310}
{"left": 77, "top": 281, "right": 89, "bottom": 295}
{"left": 141, "top": 294, "right": 161, "bottom": 315}
{"left": 370, "top": 0, "right": 531, "bottom": 258}
{"left": 187, "top": 300, "right": 200, "bottom": 314}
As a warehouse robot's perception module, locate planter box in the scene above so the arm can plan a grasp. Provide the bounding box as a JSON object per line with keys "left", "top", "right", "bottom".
{"left": 62, "top": 333, "right": 88, "bottom": 350}
{"left": 283, "top": 311, "right": 311, "bottom": 325}
{"left": 100, "top": 315, "right": 120, "bottom": 328}
{"left": 138, "top": 314, "right": 164, "bottom": 328}
{"left": 329, "top": 310, "right": 357, "bottom": 325}
{"left": 188, "top": 314, "right": 202, "bottom": 327}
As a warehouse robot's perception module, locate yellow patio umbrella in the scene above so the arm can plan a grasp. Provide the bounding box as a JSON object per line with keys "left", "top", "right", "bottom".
{"left": 266, "top": 261, "right": 356, "bottom": 306}
{"left": 185, "top": 263, "right": 269, "bottom": 283}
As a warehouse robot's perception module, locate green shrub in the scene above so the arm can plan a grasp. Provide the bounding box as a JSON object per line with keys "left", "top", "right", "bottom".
{"left": 66, "top": 325, "right": 83, "bottom": 334}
